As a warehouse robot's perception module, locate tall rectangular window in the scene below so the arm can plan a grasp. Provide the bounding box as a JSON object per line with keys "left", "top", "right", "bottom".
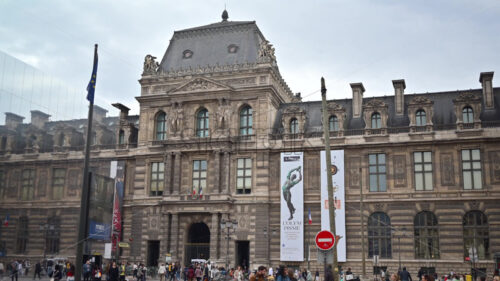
{"left": 236, "top": 158, "right": 252, "bottom": 194}
{"left": 150, "top": 162, "right": 164, "bottom": 196}
{"left": 192, "top": 160, "right": 207, "bottom": 195}
{"left": 0, "top": 170, "right": 5, "bottom": 199}
{"left": 462, "top": 149, "right": 482, "bottom": 190}
{"left": 414, "top": 152, "right": 433, "bottom": 191}
{"left": 369, "top": 154, "right": 386, "bottom": 192}
{"left": 16, "top": 216, "right": 29, "bottom": 253}
{"left": 21, "top": 169, "right": 35, "bottom": 200}
{"left": 52, "top": 168, "right": 66, "bottom": 200}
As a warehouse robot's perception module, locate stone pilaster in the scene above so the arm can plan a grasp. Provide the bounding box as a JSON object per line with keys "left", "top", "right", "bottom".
{"left": 210, "top": 213, "right": 219, "bottom": 260}
{"left": 213, "top": 150, "right": 221, "bottom": 193}
{"left": 170, "top": 213, "right": 179, "bottom": 261}
{"left": 164, "top": 153, "right": 173, "bottom": 195}
{"left": 223, "top": 151, "right": 230, "bottom": 193}
{"left": 160, "top": 211, "right": 171, "bottom": 255}
{"left": 173, "top": 152, "right": 181, "bottom": 194}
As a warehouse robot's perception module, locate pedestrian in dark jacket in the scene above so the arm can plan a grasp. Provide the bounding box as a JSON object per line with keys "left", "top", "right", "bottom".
{"left": 109, "top": 262, "right": 120, "bottom": 281}
{"left": 399, "top": 268, "right": 412, "bottom": 281}
{"left": 34, "top": 262, "right": 42, "bottom": 279}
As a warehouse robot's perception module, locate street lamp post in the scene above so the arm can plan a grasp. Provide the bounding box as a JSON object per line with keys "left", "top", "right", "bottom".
{"left": 39, "top": 224, "right": 49, "bottom": 262}
{"left": 392, "top": 227, "right": 407, "bottom": 272}
{"left": 220, "top": 219, "right": 238, "bottom": 270}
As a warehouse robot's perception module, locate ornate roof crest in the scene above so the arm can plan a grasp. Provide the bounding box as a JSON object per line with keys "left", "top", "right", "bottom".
{"left": 364, "top": 99, "right": 387, "bottom": 108}
{"left": 454, "top": 92, "right": 481, "bottom": 102}
{"left": 283, "top": 106, "right": 305, "bottom": 114}
{"left": 409, "top": 96, "right": 433, "bottom": 105}
{"left": 169, "top": 77, "right": 232, "bottom": 93}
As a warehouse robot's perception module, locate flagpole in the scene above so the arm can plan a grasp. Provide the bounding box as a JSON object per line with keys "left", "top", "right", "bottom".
{"left": 75, "top": 44, "right": 98, "bottom": 281}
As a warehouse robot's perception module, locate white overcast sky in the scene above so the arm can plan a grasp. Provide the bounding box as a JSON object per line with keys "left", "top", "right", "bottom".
{"left": 1, "top": 0, "right": 499, "bottom": 120}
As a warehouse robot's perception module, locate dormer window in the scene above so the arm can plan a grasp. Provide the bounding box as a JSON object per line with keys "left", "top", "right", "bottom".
{"left": 416, "top": 110, "right": 427, "bottom": 126}
{"left": 463, "top": 106, "right": 474, "bottom": 124}
{"left": 329, "top": 115, "right": 339, "bottom": 132}
{"left": 290, "top": 118, "right": 299, "bottom": 134}
{"left": 183, "top": 50, "right": 193, "bottom": 59}
{"left": 228, "top": 44, "right": 239, "bottom": 54}
{"left": 371, "top": 113, "right": 382, "bottom": 129}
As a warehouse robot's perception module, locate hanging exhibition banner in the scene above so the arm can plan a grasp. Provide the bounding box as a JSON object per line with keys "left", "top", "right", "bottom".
{"left": 320, "top": 150, "right": 346, "bottom": 262}
{"left": 110, "top": 160, "right": 126, "bottom": 253}
{"left": 88, "top": 173, "right": 114, "bottom": 240}
{"left": 280, "top": 152, "right": 304, "bottom": 261}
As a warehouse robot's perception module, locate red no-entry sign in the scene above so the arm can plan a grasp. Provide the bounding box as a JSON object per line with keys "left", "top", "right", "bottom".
{"left": 315, "top": 230, "right": 335, "bottom": 250}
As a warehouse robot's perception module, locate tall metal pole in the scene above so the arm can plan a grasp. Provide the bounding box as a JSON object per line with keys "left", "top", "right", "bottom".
{"left": 398, "top": 236, "right": 401, "bottom": 271}
{"left": 75, "top": 44, "right": 97, "bottom": 281}
{"left": 307, "top": 223, "right": 310, "bottom": 271}
{"left": 360, "top": 168, "right": 366, "bottom": 277}
{"left": 320, "top": 77, "right": 338, "bottom": 281}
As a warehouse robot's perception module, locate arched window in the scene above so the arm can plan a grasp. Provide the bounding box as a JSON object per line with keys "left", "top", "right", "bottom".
{"left": 371, "top": 112, "right": 382, "bottom": 129}
{"left": 414, "top": 211, "right": 440, "bottom": 259}
{"left": 463, "top": 211, "right": 489, "bottom": 260}
{"left": 16, "top": 216, "right": 29, "bottom": 253}
{"left": 118, "top": 130, "right": 125, "bottom": 145}
{"left": 46, "top": 216, "right": 60, "bottom": 254}
{"left": 368, "top": 212, "right": 391, "bottom": 258}
{"left": 329, "top": 115, "right": 339, "bottom": 132}
{"left": 196, "top": 109, "right": 209, "bottom": 137}
{"left": 463, "top": 106, "right": 474, "bottom": 124}
{"left": 290, "top": 118, "right": 299, "bottom": 134}
{"left": 416, "top": 110, "right": 427, "bottom": 126}
{"left": 240, "top": 106, "right": 253, "bottom": 136}
{"left": 155, "top": 112, "right": 167, "bottom": 140}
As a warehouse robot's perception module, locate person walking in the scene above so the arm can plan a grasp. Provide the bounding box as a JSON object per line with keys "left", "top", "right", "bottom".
{"left": 324, "top": 267, "right": 333, "bottom": 281}
{"left": 276, "top": 266, "right": 290, "bottom": 281}
{"left": 11, "top": 261, "right": 19, "bottom": 281}
{"left": 158, "top": 264, "right": 166, "bottom": 281}
{"left": 53, "top": 265, "right": 63, "bottom": 281}
{"left": 33, "top": 261, "right": 42, "bottom": 280}
{"left": 84, "top": 261, "right": 92, "bottom": 281}
{"left": 195, "top": 266, "right": 203, "bottom": 281}
{"left": 250, "top": 266, "right": 267, "bottom": 281}
{"left": 119, "top": 263, "right": 126, "bottom": 281}
{"left": 399, "top": 268, "right": 412, "bottom": 281}
{"left": 93, "top": 265, "right": 102, "bottom": 281}
{"left": 109, "top": 262, "right": 120, "bottom": 281}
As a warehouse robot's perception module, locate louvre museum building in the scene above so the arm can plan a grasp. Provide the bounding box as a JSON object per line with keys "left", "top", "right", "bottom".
{"left": 1, "top": 11, "right": 500, "bottom": 276}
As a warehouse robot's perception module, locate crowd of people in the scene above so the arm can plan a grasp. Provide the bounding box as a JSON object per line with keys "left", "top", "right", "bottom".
{"left": 0, "top": 260, "right": 499, "bottom": 281}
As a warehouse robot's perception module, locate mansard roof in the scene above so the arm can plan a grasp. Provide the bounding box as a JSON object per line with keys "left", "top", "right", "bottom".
{"left": 159, "top": 19, "right": 265, "bottom": 72}
{"left": 274, "top": 88, "right": 500, "bottom": 133}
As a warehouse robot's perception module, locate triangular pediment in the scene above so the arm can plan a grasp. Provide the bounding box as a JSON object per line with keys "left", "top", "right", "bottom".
{"left": 169, "top": 77, "right": 232, "bottom": 93}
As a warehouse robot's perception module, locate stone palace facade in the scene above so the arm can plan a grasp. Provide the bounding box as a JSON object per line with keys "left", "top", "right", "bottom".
{"left": 1, "top": 10, "right": 500, "bottom": 276}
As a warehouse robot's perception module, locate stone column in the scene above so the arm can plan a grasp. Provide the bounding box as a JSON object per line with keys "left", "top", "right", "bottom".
{"left": 164, "top": 153, "right": 173, "bottom": 195}
{"left": 173, "top": 152, "right": 181, "bottom": 194}
{"left": 223, "top": 151, "right": 230, "bottom": 193}
{"left": 160, "top": 211, "right": 171, "bottom": 254}
{"left": 213, "top": 150, "right": 221, "bottom": 193}
{"left": 170, "top": 213, "right": 179, "bottom": 262}
{"left": 210, "top": 213, "right": 220, "bottom": 260}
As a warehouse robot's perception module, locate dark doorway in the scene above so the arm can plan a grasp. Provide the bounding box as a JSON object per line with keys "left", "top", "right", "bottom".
{"left": 185, "top": 222, "right": 210, "bottom": 265}
{"left": 236, "top": 241, "right": 249, "bottom": 269}
{"left": 147, "top": 240, "right": 160, "bottom": 267}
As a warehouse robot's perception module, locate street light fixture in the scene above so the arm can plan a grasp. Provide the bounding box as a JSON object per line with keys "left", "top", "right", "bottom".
{"left": 220, "top": 219, "right": 238, "bottom": 270}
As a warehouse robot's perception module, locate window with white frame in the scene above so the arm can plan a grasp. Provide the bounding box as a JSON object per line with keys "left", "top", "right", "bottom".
{"left": 150, "top": 162, "right": 164, "bottom": 196}
{"left": 462, "top": 149, "right": 482, "bottom": 190}
{"left": 236, "top": 158, "right": 252, "bottom": 194}
{"left": 414, "top": 152, "right": 433, "bottom": 191}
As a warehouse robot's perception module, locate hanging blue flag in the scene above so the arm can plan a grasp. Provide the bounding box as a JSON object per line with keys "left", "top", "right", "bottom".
{"left": 86, "top": 44, "right": 98, "bottom": 103}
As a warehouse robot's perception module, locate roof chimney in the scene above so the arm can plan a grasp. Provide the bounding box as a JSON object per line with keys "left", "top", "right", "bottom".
{"left": 392, "top": 79, "right": 406, "bottom": 116}
{"left": 30, "top": 110, "right": 51, "bottom": 129}
{"left": 112, "top": 103, "right": 130, "bottom": 121}
{"left": 479, "top": 72, "right": 494, "bottom": 109}
{"left": 93, "top": 105, "right": 108, "bottom": 123}
{"left": 350, "top": 83, "right": 365, "bottom": 118}
{"left": 5, "top": 112, "right": 24, "bottom": 129}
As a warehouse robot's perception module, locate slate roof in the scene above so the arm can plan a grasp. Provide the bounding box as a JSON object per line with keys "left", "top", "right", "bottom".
{"left": 273, "top": 88, "right": 500, "bottom": 133}
{"left": 159, "top": 19, "right": 265, "bottom": 72}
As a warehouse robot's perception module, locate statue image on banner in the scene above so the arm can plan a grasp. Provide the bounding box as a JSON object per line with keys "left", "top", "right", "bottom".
{"left": 282, "top": 166, "right": 302, "bottom": 220}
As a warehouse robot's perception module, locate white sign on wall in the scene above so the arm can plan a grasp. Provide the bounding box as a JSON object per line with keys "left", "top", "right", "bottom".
{"left": 280, "top": 152, "right": 304, "bottom": 261}
{"left": 320, "top": 150, "right": 346, "bottom": 262}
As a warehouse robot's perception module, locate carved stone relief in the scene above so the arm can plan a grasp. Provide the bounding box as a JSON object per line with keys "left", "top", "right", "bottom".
{"left": 489, "top": 150, "right": 500, "bottom": 183}
{"left": 440, "top": 153, "right": 455, "bottom": 186}
{"left": 348, "top": 157, "right": 361, "bottom": 188}
{"left": 393, "top": 155, "right": 407, "bottom": 187}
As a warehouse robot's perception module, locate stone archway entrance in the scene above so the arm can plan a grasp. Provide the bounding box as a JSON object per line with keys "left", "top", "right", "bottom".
{"left": 185, "top": 222, "right": 210, "bottom": 265}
